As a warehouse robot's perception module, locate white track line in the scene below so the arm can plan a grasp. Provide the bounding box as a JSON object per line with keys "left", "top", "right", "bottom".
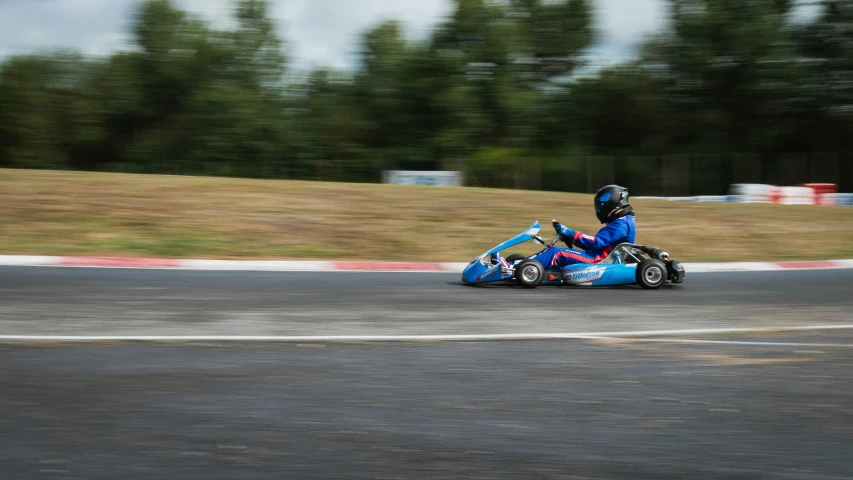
{"left": 585, "top": 337, "right": 853, "bottom": 348}
{"left": 2, "top": 324, "right": 853, "bottom": 343}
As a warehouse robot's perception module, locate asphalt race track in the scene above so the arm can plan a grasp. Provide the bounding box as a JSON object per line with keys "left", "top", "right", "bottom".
{"left": 3, "top": 267, "right": 853, "bottom": 336}
{"left": 2, "top": 267, "right": 853, "bottom": 479}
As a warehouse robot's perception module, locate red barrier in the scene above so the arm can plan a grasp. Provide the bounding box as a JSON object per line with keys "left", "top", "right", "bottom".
{"left": 801, "top": 183, "right": 838, "bottom": 194}
{"left": 799, "top": 183, "right": 838, "bottom": 206}
{"left": 776, "top": 260, "right": 839, "bottom": 269}
{"left": 60, "top": 257, "right": 181, "bottom": 268}
{"left": 769, "top": 187, "right": 782, "bottom": 204}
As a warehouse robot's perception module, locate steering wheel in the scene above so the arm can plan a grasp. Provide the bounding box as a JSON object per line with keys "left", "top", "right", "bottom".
{"left": 548, "top": 232, "right": 571, "bottom": 248}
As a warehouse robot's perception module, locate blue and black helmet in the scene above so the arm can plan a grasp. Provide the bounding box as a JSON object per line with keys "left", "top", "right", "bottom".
{"left": 594, "top": 185, "right": 631, "bottom": 224}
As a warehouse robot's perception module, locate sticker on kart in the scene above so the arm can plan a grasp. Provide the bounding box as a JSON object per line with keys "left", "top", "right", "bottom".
{"left": 563, "top": 266, "right": 606, "bottom": 285}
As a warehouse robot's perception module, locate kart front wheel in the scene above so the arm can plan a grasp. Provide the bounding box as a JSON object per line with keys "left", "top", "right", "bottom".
{"left": 636, "top": 259, "right": 667, "bottom": 290}
{"left": 516, "top": 259, "right": 544, "bottom": 289}
{"left": 505, "top": 253, "right": 527, "bottom": 263}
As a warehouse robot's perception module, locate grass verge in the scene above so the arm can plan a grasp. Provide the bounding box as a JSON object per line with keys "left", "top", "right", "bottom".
{"left": 2, "top": 168, "right": 852, "bottom": 262}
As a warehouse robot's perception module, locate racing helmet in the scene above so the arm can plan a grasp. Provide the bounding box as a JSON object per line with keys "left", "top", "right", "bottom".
{"left": 594, "top": 185, "right": 631, "bottom": 223}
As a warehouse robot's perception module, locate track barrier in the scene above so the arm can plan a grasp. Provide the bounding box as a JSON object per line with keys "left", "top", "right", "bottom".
{"left": 2, "top": 256, "right": 852, "bottom": 272}
{"left": 639, "top": 183, "right": 849, "bottom": 205}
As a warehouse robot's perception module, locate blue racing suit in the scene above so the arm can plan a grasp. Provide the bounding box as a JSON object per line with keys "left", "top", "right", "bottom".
{"left": 532, "top": 215, "right": 636, "bottom": 270}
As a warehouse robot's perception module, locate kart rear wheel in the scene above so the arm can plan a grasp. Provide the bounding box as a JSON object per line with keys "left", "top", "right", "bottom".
{"left": 636, "top": 259, "right": 667, "bottom": 290}
{"left": 506, "top": 254, "right": 527, "bottom": 263}
{"left": 515, "top": 259, "right": 544, "bottom": 289}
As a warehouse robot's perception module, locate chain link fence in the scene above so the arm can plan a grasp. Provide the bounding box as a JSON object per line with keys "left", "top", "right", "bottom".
{"left": 461, "top": 153, "right": 853, "bottom": 195}
{"left": 13, "top": 152, "right": 852, "bottom": 195}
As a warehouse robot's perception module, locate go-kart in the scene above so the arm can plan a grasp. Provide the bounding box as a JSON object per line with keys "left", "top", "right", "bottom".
{"left": 461, "top": 221, "right": 685, "bottom": 289}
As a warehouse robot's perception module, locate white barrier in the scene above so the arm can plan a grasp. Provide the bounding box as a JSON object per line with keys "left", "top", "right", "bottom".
{"left": 383, "top": 170, "right": 463, "bottom": 187}
{"left": 728, "top": 183, "right": 776, "bottom": 203}
{"left": 776, "top": 186, "right": 817, "bottom": 205}
{"left": 819, "top": 193, "right": 838, "bottom": 206}
{"left": 620, "top": 186, "right": 850, "bottom": 205}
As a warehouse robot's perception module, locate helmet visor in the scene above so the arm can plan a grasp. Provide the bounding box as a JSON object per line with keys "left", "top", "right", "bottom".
{"left": 595, "top": 192, "right": 612, "bottom": 213}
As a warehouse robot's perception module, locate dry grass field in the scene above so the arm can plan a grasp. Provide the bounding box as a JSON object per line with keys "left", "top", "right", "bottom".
{"left": 2, "top": 168, "right": 852, "bottom": 262}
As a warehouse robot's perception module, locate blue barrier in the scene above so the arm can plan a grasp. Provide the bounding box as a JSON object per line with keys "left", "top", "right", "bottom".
{"left": 695, "top": 195, "right": 729, "bottom": 202}
{"left": 634, "top": 196, "right": 697, "bottom": 201}
{"left": 639, "top": 193, "right": 853, "bottom": 204}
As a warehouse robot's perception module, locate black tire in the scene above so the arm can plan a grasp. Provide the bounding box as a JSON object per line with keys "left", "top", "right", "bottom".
{"left": 505, "top": 254, "right": 527, "bottom": 263}
{"left": 666, "top": 260, "right": 686, "bottom": 284}
{"left": 515, "top": 259, "right": 544, "bottom": 289}
{"left": 636, "top": 258, "right": 667, "bottom": 290}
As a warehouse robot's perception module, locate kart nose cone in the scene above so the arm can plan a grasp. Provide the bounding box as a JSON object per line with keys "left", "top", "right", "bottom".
{"left": 462, "top": 258, "right": 501, "bottom": 284}
{"left": 462, "top": 259, "right": 484, "bottom": 283}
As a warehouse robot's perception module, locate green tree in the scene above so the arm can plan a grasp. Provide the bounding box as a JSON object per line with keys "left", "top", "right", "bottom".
{"left": 290, "top": 69, "right": 372, "bottom": 180}
{"left": 794, "top": 0, "right": 853, "bottom": 150}
{"left": 431, "top": 0, "right": 594, "bottom": 149}
{"left": 354, "top": 21, "right": 412, "bottom": 154}
{"left": 509, "top": 0, "right": 595, "bottom": 84}
{"left": 571, "top": 64, "right": 668, "bottom": 153}
{"left": 231, "top": 0, "right": 287, "bottom": 87}
{"left": 0, "top": 53, "right": 99, "bottom": 169}
{"left": 641, "top": 0, "right": 802, "bottom": 151}
{"left": 119, "top": 0, "right": 289, "bottom": 172}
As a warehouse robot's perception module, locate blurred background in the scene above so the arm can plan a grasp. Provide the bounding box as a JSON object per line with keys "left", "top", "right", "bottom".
{"left": 3, "top": 6, "right": 853, "bottom": 479}
{"left": 1, "top": 0, "right": 852, "bottom": 195}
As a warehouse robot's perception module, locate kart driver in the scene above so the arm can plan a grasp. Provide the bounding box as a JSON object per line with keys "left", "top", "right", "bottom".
{"left": 530, "top": 184, "right": 636, "bottom": 269}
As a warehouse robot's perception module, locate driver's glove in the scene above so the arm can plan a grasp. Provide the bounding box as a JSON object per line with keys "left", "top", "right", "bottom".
{"left": 552, "top": 220, "right": 575, "bottom": 248}
{"left": 551, "top": 219, "right": 563, "bottom": 234}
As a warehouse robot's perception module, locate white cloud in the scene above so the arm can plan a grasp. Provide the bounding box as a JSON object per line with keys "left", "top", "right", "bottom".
{"left": 590, "top": 0, "right": 668, "bottom": 60}
{"left": 0, "top": 0, "right": 669, "bottom": 69}
{"left": 0, "top": 0, "right": 133, "bottom": 56}
{"left": 267, "top": 0, "right": 453, "bottom": 70}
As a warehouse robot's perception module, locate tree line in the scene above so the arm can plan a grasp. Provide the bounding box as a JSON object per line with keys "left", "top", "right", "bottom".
{"left": 1, "top": 0, "right": 852, "bottom": 193}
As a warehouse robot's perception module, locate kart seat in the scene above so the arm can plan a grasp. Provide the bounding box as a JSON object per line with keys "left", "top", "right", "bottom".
{"left": 599, "top": 243, "right": 643, "bottom": 265}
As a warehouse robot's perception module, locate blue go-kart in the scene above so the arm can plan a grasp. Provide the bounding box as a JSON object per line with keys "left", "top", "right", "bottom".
{"left": 462, "top": 221, "right": 685, "bottom": 289}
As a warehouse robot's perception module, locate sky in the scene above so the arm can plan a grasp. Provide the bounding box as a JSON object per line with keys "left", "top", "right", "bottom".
{"left": 0, "top": 0, "right": 809, "bottom": 72}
